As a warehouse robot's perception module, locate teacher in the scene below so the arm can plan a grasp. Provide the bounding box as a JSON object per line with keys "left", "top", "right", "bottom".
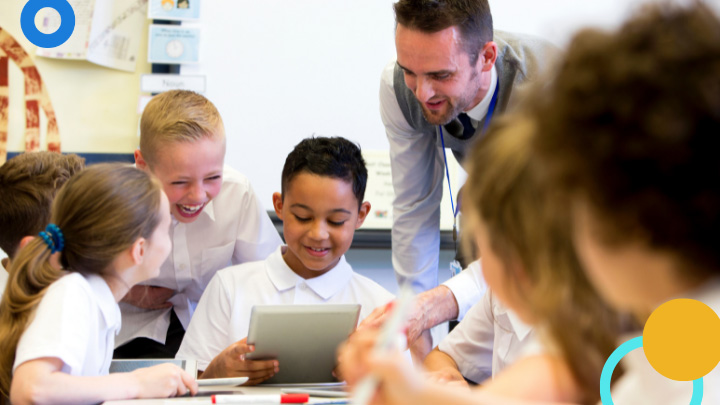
{"left": 379, "top": 0, "right": 557, "bottom": 339}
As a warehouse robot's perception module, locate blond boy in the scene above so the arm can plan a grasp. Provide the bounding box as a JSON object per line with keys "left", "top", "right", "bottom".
{"left": 114, "top": 90, "right": 282, "bottom": 358}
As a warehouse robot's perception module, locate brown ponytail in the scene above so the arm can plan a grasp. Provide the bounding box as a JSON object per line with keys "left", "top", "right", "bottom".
{"left": 0, "top": 163, "right": 163, "bottom": 397}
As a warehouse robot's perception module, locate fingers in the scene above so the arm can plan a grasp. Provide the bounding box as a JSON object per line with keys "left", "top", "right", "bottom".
{"left": 337, "top": 329, "right": 379, "bottom": 385}
{"left": 180, "top": 369, "right": 199, "bottom": 396}
{"left": 230, "top": 338, "right": 254, "bottom": 357}
{"left": 358, "top": 304, "right": 389, "bottom": 330}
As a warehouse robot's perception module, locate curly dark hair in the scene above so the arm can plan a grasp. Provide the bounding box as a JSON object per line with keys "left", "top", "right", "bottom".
{"left": 533, "top": 2, "right": 720, "bottom": 276}
{"left": 281, "top": 136, "right": 367, "bottom": 208}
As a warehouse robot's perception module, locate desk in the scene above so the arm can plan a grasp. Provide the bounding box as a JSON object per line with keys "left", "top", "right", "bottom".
{"left": 104, "top": 386, "right": 348, "bottom": 404}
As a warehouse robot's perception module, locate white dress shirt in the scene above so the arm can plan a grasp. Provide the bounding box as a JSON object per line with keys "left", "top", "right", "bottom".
{"left": 176, "top": 246, "right": 394, "bottom": 371}
{"left": 14, "top": 273, "right": 120, "bottom": 376}
{"left": 437, "top": 289, "right": 534, "bottom": 383}
{"left": 116, "top": 166, "right": 282, "bottom": 347}
{"left": 608, "top": 278, "right": 720, "bottom": 405}
{"left": 381, "top": 61, "right": 494, "bottom": 318}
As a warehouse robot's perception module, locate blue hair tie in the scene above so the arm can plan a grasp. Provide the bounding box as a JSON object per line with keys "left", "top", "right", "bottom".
{"left": 39, "top": 224, "right": 64, "bottom": 254}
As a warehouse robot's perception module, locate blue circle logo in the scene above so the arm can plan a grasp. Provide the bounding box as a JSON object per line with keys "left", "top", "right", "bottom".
{"left": 20, "top": 0, "right": 76, "bottom": 48}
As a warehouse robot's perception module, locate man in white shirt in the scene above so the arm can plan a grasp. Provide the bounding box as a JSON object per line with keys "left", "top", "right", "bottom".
{"left": 381, "top": 0, "right": 556, "bottom": 333}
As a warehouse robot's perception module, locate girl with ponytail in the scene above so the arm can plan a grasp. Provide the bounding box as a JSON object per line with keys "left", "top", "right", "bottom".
{"left": 0, "top": 163, "right": 198, "bottom": 404}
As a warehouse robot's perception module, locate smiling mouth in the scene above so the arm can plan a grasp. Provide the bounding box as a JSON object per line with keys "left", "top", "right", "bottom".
{"left": 305, "top": 246, "right": 330, "bottom": 257}
{"left": 177, "top": 202, "right": 206, "bottom": 217}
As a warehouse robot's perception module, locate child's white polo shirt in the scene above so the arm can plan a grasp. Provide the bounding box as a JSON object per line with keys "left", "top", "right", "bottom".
{"left": 14, "top": 273, "right": 120, "bottom": 376}
{"left": 437, "top": 289, "right": 535, "bottom": 384}
{"left": 117, "top": 166, "right": 282, "bottom": 347}
{"left": 176, "top": 245, "right": 394, "bottom": 371}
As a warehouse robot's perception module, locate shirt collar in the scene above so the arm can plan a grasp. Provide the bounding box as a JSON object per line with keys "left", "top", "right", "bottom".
{"left": 465, "top": 65, "right": 498, "bottom": 123}
{"left": 491, "top": 290, "right": 533, "bottom": 341}
{"left": 266, "top": 246, "right": 354, "bottom": 300}
{"left": 507, "top": 308, "right": 533, "bottom": 341}
{"left": 201, "top": 199, "right": 216, "bottom": 222}
{"left": 85, "top": 274, "right": 122, "bottom": 332}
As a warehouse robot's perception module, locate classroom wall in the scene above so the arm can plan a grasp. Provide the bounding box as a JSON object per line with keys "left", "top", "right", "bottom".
{"left": 4, "top": 0, "right": 717, "bottom": 292}
{"left": 0, "top": 1, "right": 151, "bottom": 155}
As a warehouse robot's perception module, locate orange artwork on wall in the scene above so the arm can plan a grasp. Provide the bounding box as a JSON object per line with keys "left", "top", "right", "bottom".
{"left": 0, "top": 26, "right": 60, "bottom": 164}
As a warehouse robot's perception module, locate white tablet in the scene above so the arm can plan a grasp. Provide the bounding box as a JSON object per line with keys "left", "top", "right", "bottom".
{"left": 109, "top": 359, "right": 197, "bottom": 376}
{"left": 245, "top": 304, "right": 361, "bottom": 384}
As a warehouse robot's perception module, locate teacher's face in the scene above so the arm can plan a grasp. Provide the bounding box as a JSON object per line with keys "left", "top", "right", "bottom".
{"left": 395, "top": 24, "right": 492, "bottom": 126}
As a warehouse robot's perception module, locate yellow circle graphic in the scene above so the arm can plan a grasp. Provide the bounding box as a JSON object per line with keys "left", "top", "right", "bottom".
{"left": 643, "top": 298, "right": 720, "bottom": 381}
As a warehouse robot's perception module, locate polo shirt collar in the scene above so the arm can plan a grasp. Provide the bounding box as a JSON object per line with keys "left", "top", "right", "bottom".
{"left": 266, "top": 246, "right": 353, "bottom": 300}
{"left": 507, "top": 308, "right": 533, "bottom": 341}
{"left": 85, "top": 274, "right": 122, "bottom": 332}
{"left": 200, "top": 199, "right": 216, "bottom": 222}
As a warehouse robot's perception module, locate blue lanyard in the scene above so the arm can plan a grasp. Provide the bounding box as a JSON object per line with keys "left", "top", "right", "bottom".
{"left": 439, "top": 79, "right": 499, "bottom": 239}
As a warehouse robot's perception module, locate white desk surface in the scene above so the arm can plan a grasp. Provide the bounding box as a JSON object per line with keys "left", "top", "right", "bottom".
{"left": 104, "top": 386, "right": 348, "bottom": 404}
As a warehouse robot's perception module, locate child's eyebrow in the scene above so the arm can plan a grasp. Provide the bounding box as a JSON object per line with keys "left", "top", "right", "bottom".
{"left": 290, "top": 204, "right": 352, "bottom": 215}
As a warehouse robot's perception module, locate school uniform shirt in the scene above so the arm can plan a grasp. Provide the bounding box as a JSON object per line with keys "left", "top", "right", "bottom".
{"left": 437, "top": 289, "right": 535, "bottom": 384}
{"left": 176, "top": 246, "right": 394, "bottom": 371}
{"left": 13, "top": 273, "right": 120, "bottom": 376}
{"left": 607, "top": 278, "right": 720, "bottom": 405}
{"left": 444, "top": 260, "right": 487, "bottom": 321}
{"left": 116, "top": 166, "right": 282, "bottom": 347}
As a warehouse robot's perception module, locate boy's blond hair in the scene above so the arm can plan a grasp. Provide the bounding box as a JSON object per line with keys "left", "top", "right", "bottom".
{"left": 139, "top": 90, "right": 224, "bottom": 165}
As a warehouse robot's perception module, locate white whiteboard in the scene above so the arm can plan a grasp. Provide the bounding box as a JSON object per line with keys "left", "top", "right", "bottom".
{"left": 181, "top": 0, "right": 693, "bottom": 216}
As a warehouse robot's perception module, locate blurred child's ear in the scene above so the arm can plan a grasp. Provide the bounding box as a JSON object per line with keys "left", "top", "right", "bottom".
{"left": 355, "top": 202, "right": 371, "bottom": 229}
{"left": 134, "top": 149, "right": 148, "bottom": 171}
{"left": 272, "top": 192, "right": 284, "bottom": 220}
{"left": 130, "top": 237, "right": 146, "bottom": 265}
{"left": 18, "top": 236, "right": 35, "bottom": 251}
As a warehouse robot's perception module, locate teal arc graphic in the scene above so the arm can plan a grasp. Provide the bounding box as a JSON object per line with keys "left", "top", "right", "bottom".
{"left": 600, "top": 336, "right": 704, "bottom": 404}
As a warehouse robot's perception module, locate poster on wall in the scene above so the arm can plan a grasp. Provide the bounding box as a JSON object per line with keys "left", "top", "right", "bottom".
{"left": 148, "top": 25, "right": 200, "bottom": 64}
{"left": 148, "top": 0, "right": 200, "bottom": 21}
{"left": 34, "top": 0, "right": 146, "bottom": 72}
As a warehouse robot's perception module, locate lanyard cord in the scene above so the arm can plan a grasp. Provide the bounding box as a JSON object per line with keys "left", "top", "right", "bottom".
{"left": 439, "top": 79, "right": 500, "bottom": 244}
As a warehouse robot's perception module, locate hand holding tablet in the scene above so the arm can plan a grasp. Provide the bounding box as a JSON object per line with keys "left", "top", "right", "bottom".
{"left": 200, "top": 337, "right": 279, "bottom": 385}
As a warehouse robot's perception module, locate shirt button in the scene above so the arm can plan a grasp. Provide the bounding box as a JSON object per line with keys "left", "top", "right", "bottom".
{"left": 179, "top": 264, "right": 187, "bottom": 270}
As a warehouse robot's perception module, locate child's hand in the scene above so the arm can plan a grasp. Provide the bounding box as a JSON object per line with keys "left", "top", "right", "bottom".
{"left": 358, "top": 297, "right": 428, "bottom": 351}
{"left": 201, "top": 337, "right": 279, "bottom": 385}
{"left": 338, "top": 328, "right": 424, "bottom": 405}
{"left": 121, "top": 285, "right": 175, "bottom": 309}
{"left": 130, "top": 363, "right": 198, "bottom": 398}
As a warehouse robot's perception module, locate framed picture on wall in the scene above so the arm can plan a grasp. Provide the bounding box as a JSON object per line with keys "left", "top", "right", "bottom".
{"left": 148, "top": 0, "right": 200, "bottom": 21}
